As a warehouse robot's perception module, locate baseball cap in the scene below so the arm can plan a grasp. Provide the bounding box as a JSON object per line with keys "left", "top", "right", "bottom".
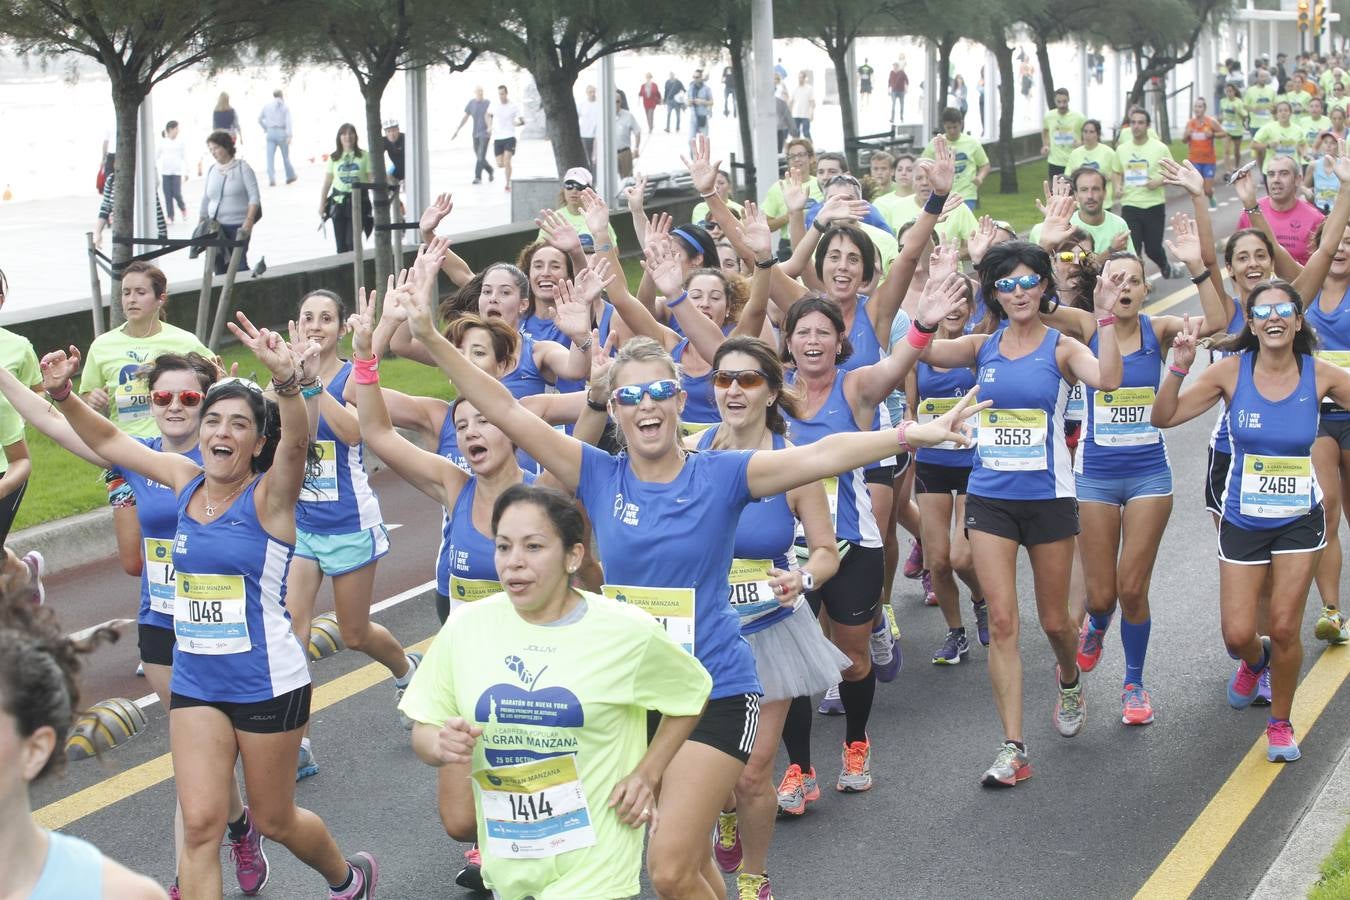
{"left": 382, "top": 118, "right": 399, "bottom": 130}
{"left": 562, "top": 167, "right": 593, "bottom": 187}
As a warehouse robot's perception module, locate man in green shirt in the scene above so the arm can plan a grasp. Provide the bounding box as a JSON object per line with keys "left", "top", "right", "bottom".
{"left": 922, "top": 106, "right": 989, "bottom": 208}
{"left": 1041, "top": 88, "right": 1086, "bottom": 181}
{"left": 1113, "top": 108, "right": 1179, "bottom": 278}
{"left": 1028, "top": 167, "right": 1135, "bottom": 253}
{"left": 1244, "top": 69, "right": 1277, "bottom": 136}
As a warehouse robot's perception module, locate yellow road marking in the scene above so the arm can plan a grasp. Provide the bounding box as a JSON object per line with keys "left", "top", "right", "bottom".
{"left": 1135, "top": 645, "right": 1350, "bottom": 899}
{"left": 1143, "top": 283, "right": 1199, "bottom": 315}
{"left": 34, "top": 637, "right": 433, "bottom": 831}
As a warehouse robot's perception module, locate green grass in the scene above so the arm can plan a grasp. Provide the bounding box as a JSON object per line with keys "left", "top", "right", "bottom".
{"left": 1310, "top": 820, "right": 1350, "bottom": 899}
{"left": 974, "top": 159, "right": 1064, "bottom": 233}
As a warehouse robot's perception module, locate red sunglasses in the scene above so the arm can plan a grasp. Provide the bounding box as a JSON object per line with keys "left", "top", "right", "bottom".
{"left": 151, "top": 389, "right": 204, "bottom": 408}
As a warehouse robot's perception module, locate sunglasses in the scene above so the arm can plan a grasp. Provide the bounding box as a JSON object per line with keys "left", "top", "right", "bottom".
{"left": 1054, "top": 251, "right": 1089, "bottom": 264}
{"left": 208, "top": 377, "right": 264, "bottom": 396}
{"left": 151, "top": 389, "right": 204, "bottom": 408}
{"left": 563, "top": 180, "right": 587, "bottom": 190}
{"left": 1251, "top": 301, "right": 1297, "bottom": 319}
{"left": 712, "top": 369, "right": 768, "bottom": 390}
{"left": 993, "top": 273, "right": 1043, "bottom": 293}
{"left": 610, "top": 379, "right": 681, "bottom": 405}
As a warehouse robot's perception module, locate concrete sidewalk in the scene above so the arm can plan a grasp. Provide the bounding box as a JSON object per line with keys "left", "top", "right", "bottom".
{"left": 1251, "top": 736, "right": 1350, "bottom": 898}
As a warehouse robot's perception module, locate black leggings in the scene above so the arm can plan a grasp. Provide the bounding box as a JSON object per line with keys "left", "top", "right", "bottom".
{"left": 0, "top": 479, "right": 28, "bottom": 546}
{"left": 1121, "top": 203, "right": 1170, "bottom": 275}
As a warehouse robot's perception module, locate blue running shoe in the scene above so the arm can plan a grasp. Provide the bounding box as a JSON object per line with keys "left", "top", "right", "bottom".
{"left": 870, "top": 618, "right": 901, "bottom": 682}
{"left": 296, "top": 740, "right": 319, "bottom": 781}
{"left": 1267, "top": 718, "right": 1301, "bottom": 762}
{"left": 1253, "top": 667, "right": 1272, "bottom": 707}
{"left": 971, "top": 598, "right": 990, "bottom": 647}
{"left": 1228, "top": 637, "right": 1270, "bottom": 709}
{"left": 818, "top": 684, "right": 844, "bottom": 715}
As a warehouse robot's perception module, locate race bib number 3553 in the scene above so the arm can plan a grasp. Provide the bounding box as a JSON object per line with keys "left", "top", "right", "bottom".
{"left": 977, "top": 409, "right": 1048, "bottom": 471}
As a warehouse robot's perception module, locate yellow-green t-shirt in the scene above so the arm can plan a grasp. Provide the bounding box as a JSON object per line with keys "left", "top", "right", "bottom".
{"left": 1279, "top": 91, "right": 1309, "bottom": 117}
{"left": 1043, "top": 110, "right": 1086, "bottom": 166}
{"left": 398, "top": 592, "right": 711, "bottom": 900}
{"left": 326, "top": 150, "right": 371, "bottom": 196}
{"left": 1028, "top": 211, "right": 1135, "bottom": 255}
{"left": 1253, "top": 121, "right": 1307, "bottom": 167}
{"left": 1219, "top": 97, "right": 1248, "bottom": 136}
{"left": 922, "top": 134, "right": 989, "bottom": 202}
{"left": 874, "top": 193, "right": 978, "bottom": 248}
{"left": 1114, "top": 139, "right": 1174, "bottom": 209}
{"left": 1065, "top": 143, "right": 1124, "bottom": 207}
{"left": 690, "top": 198, "right": 744, "bottom": 226}
{"left": 78, "top": 322, "right": 211, "bottom": 438}
{"left": 761, "top": 176, "right": 823, "bottom": 241}
{"left": 534, "top": 206, "right": 619, "bottom": 250}
{"left": 0, "top": 329, "right": 40, "bottom": 471}
{"left": 1301, "top": 115, "right": 1334, "bottom": 147}
{"left": 1328, "top": 97, "right": 1350, "bottom": 115}
{"left": 1245, "top": 85, "right": 1277, "bottom": 127}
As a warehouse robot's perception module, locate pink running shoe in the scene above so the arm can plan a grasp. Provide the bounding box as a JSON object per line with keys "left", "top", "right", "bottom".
{"left": 228, "top": 809, "right": 270, "bottom": 896}
{"left": 903, "top": 538, "right": 926, "bottom": 579}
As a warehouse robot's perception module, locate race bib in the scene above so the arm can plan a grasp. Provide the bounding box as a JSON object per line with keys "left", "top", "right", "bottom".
{"left": 918, "top": 396, "right": 962, "bottom": 450}
{"left": 727, "top": 558, "right": 780, "bottom": 622}
{"left": 144, "top": 538, "right": 176, "bottom": 615}
{"left": 1124, "top": 160, "right": 1149, "bottom": 187}
{"left": 1239, "top": 455, "right": 1312, "bottom": 518}
{"left": 1092, "top": 387, "right": 1158, "bottom": 446}
{"left": 474, "top": 755, "right": 597, "bottom": 860}
{"left": 1317, "top": 184, "right": 1339, "bottom": 207}
{"left": 977, "top": 409, "right": 1047, "bottom": 471}
{"left": 1275, "top": 144, "right": 1298, "bottom": 159}
{"left": 174, "top": 573, "right": 249, "bottom": 655}
{"left": 1318, "top": 351, "right": 1350, "bottom": 410}
{"left": 1065, "top": 383, "right": 1086, "bottom": 420}
{"left": 311, "top": 440, "right": 339, "bottom": 502}
{"left": 1054, "top": 127, "right": 1076, "bottom": 146}
{"left": 449, "top": 575, "right": 501, "bottom": 603}
{"left": 114, "top": 380, "right": 152, "bottom": 423}
{"left": 602, "top": 583, "right": 695, "bottom": 654}
{"left": 1191, "top": 131, "right": 1210, "bottom": 142}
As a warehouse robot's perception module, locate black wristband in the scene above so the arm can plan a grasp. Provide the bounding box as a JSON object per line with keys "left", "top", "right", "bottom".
{"left": 755, "top": 257, "right": 777, "bottom": 269}
{"left": 1190, "top": 270, "right": 1209, "bottom": 286}
{"left": 924, "top": 192, "right": 949, "bottom": 215}
{"left": 586, "top": 397, "right": 608, "bottom": 413}
{"left": 914, "top": 318, "right": 940, "bottom": 334}
{"left": 813, "top": 217, "right": 829, "bottom": 233}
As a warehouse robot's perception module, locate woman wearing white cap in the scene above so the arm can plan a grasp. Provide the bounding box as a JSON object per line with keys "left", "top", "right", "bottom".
{"left": 535, "top": 167, "right": 620, "bottom": 253}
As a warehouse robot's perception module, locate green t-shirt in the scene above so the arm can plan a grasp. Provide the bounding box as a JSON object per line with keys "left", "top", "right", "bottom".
{"left": 326, "top": 151, "right": 371, "bottom": 196}
{"left": 690, "top": 198, "right": 744, "bottom": 225}
{"left": 874, "top": 193, "right": 978, "bottom": 248}
{"left": 1114, "top": 138, "right": 1173, "bottom": 209}
{"left": 1245, "top": 85, "right": 1277, "bottom": 127}
{"left": 1253, "top": 121, "right": 1307, "bottom": 167}
{"left": 0, "top": 329, "right": 40, "bottom": 471}
{"left": 535, "top": 206, "right": 619, "bottom": 250}
{"left": 1028, "top": 211, "right": 1135, "bottom": 255}
{"left": 922, "top": 134, "right": 989, "bottom": 202}
{"left": 78, "top": 321, "right": 211, "bottom": 438}
{"left": 1300, "top": 115, "right": 1333, "bottom": 146}
{"left": 399, "top": 592, "right": 711, "bottom": 900}
{"left": 1219, "top": 97, "right": 1248, "bottom": 136}
{"left": 1329, "top": 96, "right": 1350, "bottom": 115}
{"left": 1065, "top": 143, "right": 1124, "bottom": 207}
{"left": 761, "top": 176, "right": 823, "bottom": 241}
{"left": 1279, "top": 91, "right": 1309, "bottom": 116}
{"left": 1043, "top": 110, "right": 1086, "bottom": 166}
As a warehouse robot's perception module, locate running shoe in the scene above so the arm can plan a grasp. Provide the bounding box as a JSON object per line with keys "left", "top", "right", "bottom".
{"left": 455, "top": 846, "right": 485, "bottom": 891}
{"left": 1253, "top": 668, "right": 1273, "bottom": 707}
{"left": 1315, "top": 606, "right": 1350, "bottom": 644}
{"left": 817, "top": 684, "right": 843, "bottom": 715}
{"left": 836, "top": 739, "right": 872, "bottom": 792}
{"left": 1077, "top": 618, "right": 1107, "bottom": 673}
{"left": 1266, "top": 718, "right": 1301, "bottom": 762}
{"left": 903, "top": 538, "right": 926, "bottom": 579}
{"left": 801, "top": 766, "right": 820, "bottom": 802}
{"left": 885, "top": 603, "right": 900, "bottom": 640}
{"left": 776, "top": 764, "right": 809, "bottom": 815}
{"left": 1228, "top": 637, "right": 1270, "bottom": 709}
{"left": 168, "top": 884, "right": 180, "bottom": 900}
{"left": 296, "top": 741, "right": 319, "bottom": 781}
{"left": 714, "top": 810, "right": 743, "bottom": 872}
{"left": 870, "top": 619, "right": 901, "bottom": 682}
{"left": 228, "top": 809, "right": 270, "bottom": 896}
{"left": 329, "top": 852, "right": 378, "bottom": 899}
{"left": 395, "top": 652, "right": 423, "bottom": 730}
{"left": 1121, "top": 683, "right": 1155, "bottom": 726}
{"left": 136, "top": 662, "right": 145, "bottom": 678}
{"left": 921, "top": 570, "right": 937, "bottom": 606}
{"left": 1053, "top": 666, "right": 1086, "bottom": 737}
{"left": 22, "top": 550, "right": 44, "bottom": 605}
{"left": 736, "top": 873, "right": 773, "bottom": 900}
{"left": 971, "top": 598, "right": 990, "bottom": 646}
{"left": 932, "top": 629, "right": 970, "bottom": 665}
{"left": 980, "top": 741, "right": 1032, "bottom": 787}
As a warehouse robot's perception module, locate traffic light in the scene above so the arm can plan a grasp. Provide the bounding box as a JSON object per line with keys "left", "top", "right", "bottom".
{"left": 1314, "top": 0, "right": 1325, "bottom": 32}
{"left": 1299, "top": 0, "right": 1310, "bottom": 31}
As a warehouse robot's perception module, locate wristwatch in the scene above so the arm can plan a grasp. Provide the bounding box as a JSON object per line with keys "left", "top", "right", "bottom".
{"left": 800, "top": 570, "right": 815, "bottom": 592}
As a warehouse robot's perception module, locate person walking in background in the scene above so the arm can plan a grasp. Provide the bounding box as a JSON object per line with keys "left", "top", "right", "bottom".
{"left": 859, "top": 58, "right": 875, "bottom": 109}
{"left": 889, "top": 61, "right": 908, "bottom": 123}
{"left": 257, "top": 89, "right": 296, "bottom": 187}
{"left": 615, "top": 90, "right": 642, "bottom": 178}
{"left": 776, "top": 78, "right": 792, "bottom": 152}
{"left": 212, "top": 92, "right": 242, "bottom": 146}
{"left": 200, "top": 130, "right": 259, "bottom": 273}
{"left": 1041, "top": 87, "right": 1085, "bottom": 181}
{"left": 452, "top": 86, "right": 494, "bottom": 185}
{"left": 318, "top": 123, "right": 371, "bottom": 254}
{"left": 722, "top": 65, "right": 736, "bottom": 117}
{"left": 578, "top": 85, "right": 600, "bottom": 172}
{"left": 687, "top": 69, "right": 714, "bottom": 140}
{"left": 488, "top": 85, "right": 523, "bottom": 192}
{"left": 639, "top": 73, "right": 661, "bottom": 132}
{"left": 157, "top": 121, "right": 188, "bottom": 224}
{"left": 792, "top": 70, "right": 815, "bottom": 140}
{"left": 383, "top": 119, "right": 405, "bottom": 217}
{"left": 664, "top": 71, "right": 685, "bottom": 133}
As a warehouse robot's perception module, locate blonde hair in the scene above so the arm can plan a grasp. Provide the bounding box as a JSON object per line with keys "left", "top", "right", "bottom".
{"left": 215, "top": 92, "right": 231, "bottom": 112}
{"left": 605, "top": 336, "right": 680, "bottom": 394}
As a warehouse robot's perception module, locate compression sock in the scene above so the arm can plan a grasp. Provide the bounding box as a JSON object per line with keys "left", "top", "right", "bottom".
{"left": 1089, "top": 611, "right": 1113, "bottom": 634}
{"left": 839, "top": 671, "right": 877, "bottom": 745}
{"left": 227, "top": 810, "right": 250, "bottom": 840}
{"left": 781, "top": 696, "right": 813, "bottom": 770}
{"left": 1121, "top": 617, "right": 1152, "bottom": 687}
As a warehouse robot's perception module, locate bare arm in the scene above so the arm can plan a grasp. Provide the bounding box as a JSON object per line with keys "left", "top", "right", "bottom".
{"left": 0, "top": 440, "right": 31, "bottom": 499}
{"left": 787, "top": 478, "right": 841, "bottom": 589}
{"left": 1151, "top": 319, "right": 1229, "bottom": 427}
{"left": 0, "top": 365, "right": 106, "bottom": 466}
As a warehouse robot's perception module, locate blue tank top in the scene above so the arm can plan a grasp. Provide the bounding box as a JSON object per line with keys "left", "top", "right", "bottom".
{"left": 698, "top": 429, "right": 795, "bottom": 634}
{"left": 1222, "top": 353, "right": 1323, "bottom": 529}
{"left": 297, "top": 362, "right": 383, "bottom": 535}
{"left": 114, "top": 438, "right": 204, "bottom": 629}
{"left": 673, "top": 339, "right": 720, "bottom": 428}
{"left": 783, "top": 368, "right": 881, "bottom": 547}
{"left": 503, "top": 332, "right": 550, "bottom": 398}
{"left": 837, "top": 295, "right": 884, "bottom": 372}
{"left": 1312, "top": 158, "right": 1341, "bottom": 211}
{"left": 437, "top": 472, "right": 536, "bottom": 599}
{"left": 1210, "top": 296, "right": 1246, "bottom": 454}
{"left": 31, "top": 832, "right": 103, "bottom": 900}
{"left": 170, "top": 475, "right": 310, "bottom": 702}
{"left": 1076, "top": 315, "right": 1170, "bottom": 477}
{"left": 968, "top": 327, "right": 1075, "bottom": 500}
{"left": 1306, "top": 285, "right": 1350, "bottom": 419}
{"left": 915, "top": 361, "right": 977, "bottom": 468}
{"left": 436, "top": 402, "right": 470, "bottom": 471}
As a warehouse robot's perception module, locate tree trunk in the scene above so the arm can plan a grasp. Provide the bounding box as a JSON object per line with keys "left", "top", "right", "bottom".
{"left": 991, "top": 40, "right": 1019, "bottom": 194}
{"left": 362, "top": 74, "right": 394, "bottom": 293}
{"left": 828, "top": 42, "right": 859, "bottom": 171}
{"left": 531, "top": 63, "right": 589, "bottom": 176}
{"left": 110, "top": 82, "right": 149, "bottom": 328}
{"left": 727, "top": 29, "right": 758, "bottom": 196}
{"left": 1035, "top": 36, "right": 1056, "bottom": 108}
{"left": 937, "top": 33, "right": 957, "bottom": 125}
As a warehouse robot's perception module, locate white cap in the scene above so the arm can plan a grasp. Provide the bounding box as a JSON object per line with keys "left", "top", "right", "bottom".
{"left": 382, "top": 118, "right": 399, "bottom": 130}
{"left": 562, "top": 167, "right": 593, "bottom": 186}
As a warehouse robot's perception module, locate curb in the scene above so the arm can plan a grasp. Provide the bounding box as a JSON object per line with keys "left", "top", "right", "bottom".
{"left": 1250, "top": 736, "right": 1350, "bottom": 898}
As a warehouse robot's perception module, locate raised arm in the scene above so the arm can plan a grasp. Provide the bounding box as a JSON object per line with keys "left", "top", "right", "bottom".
{"left": 728, "top": 206, "right": 775, "bottom": 340}
{"left": 1059, "top": 268, "right": 1127, "bottom": 391}
{"left": 418, "top": 194, "right": 476, "bottom": 286}
{"left": 683, "top": 135, "right": 753, "bottom": 265}
{"left": 1161, "top": 211, "right": 1232, "bottom": 338}
{"left": 1293, "top": 145, "right": 1350, "bottom": 296}
{"left": 1152, "top": 316, "right": 1228, "bottom": 427}
{"left": 644, "top": 237, "right": 722, "bottom": 358}
{"left": 534, "top": 271, "right": 608, "bottom": 382}
{"left": 0, "top": 365, "right": 105, "bottom": 466}
{"left": 1232, "top": 167, "right": 1301, "bottom": 282}
{"left": 535, "top": 207, "right": 591, "bottom": 275}
{"left": 597, "top": 238, "right": 680, "bottom": 349}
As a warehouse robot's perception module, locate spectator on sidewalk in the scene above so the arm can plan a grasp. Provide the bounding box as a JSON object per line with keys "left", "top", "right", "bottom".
{"left": 663, "top": 71, "right": 685, "bottom": 133}
{"left": 578, "top": 85, "right": 600, "bottom": 171}
{"left": 200, "top": 130, "right": 259, "bottom": 273}
{"left": 257, "top": 89, "right": 296, "bottom": 187}
{"left": 638, "top": 73, "right": 661, "bottom": 132}
{"left": 791, "top": 71, "right": 815, "bottom": 140}
{"left": 452, "top": 87, "right": 494, "bottom": 184}
{"left": 889, "top": 61, "right": 908, "bottom": 123}
{"left": 615, "top": 91, "right": 642, "bottom": 178}
{"left": 687, "top": 69, "right": 714, "bottom": 139}
{"left": 383, "top": 119, "right": 405, "bottom": 186}
{"left": 318, "top": 123, "right": 371, "bottom": 255}
{"left": 722, "top": 65, "right": 736, "bottom": 116}
{"left": 212, "top": 92, "right": 241, "bottom": 146}
{"left": 157, "top": 121, "right": 188, "bottom": 224}
{"left": 488, "top": 85, "right": 524, "bottom": 192}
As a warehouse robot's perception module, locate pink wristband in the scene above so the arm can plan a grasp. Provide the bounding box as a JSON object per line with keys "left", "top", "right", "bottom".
{"left": 1168, "top": 364, "right": 1190, "bottom": 378}
{"left": 896, "top": 419, "right": 917, "bottom": 451}
{"left": 352, "top": 354, "right": 380, "bottom": 385}
{"left": 906, "top": 323, "right": 933, "bottom": 350}
{"left": 1097, "top": 315, "right": 1117, "bottom": 328}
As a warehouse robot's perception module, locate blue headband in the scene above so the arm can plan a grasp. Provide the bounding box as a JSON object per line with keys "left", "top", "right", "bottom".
{"left": 672, "top": 227, "right": 703, "bottom": 256}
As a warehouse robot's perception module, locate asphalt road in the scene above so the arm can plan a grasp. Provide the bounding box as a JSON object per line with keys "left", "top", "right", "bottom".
{"left": 29, "top": 186, "right": 1350, "bottom": 899}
